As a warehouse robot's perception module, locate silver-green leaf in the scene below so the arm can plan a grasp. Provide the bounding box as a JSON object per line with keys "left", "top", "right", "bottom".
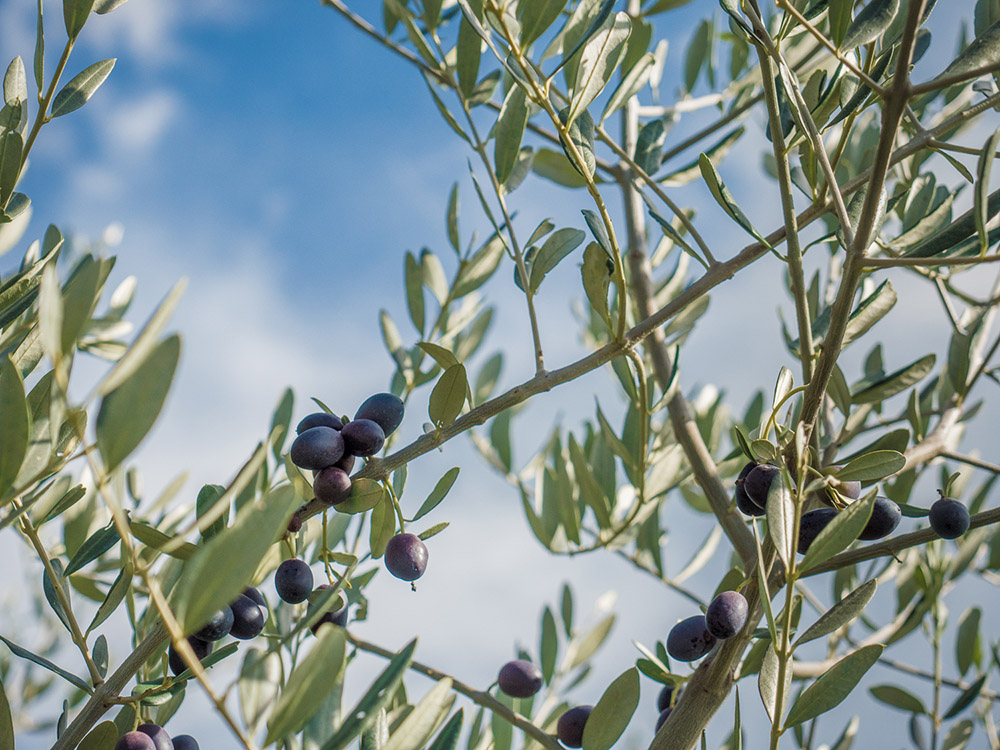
{"left": 51, "top": 59, "right": 115, "bottom": 118}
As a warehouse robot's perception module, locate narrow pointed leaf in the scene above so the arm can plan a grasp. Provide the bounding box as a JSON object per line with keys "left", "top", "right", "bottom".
{"left": 0, "top": 634, "right": 92, "bottom": 693}
{"left": 63, "top": 0, "right": 96, "bottom": 40}
{"left": 602, "top": 52, "right": 654, "bottom": 122}
{"left": 942, "top": 675, "right": 988, "bottom": 719}
{"left": 266, "top": 627, "right": 347, "bottom": 742}
{"left": 758, "top": 645, "right": 789, "bottom": 723}
{"left": 941, "top": 720, "right": 973, "bottom": 750}
{"left": 851, "top": 355, "right": 936, "bottom": 404}
{"left": 558, "top": 108, "right": 596, "bottom": 179}
{"left": 0, "top": 132, "right": 22, "bottom": 207}
{"left": 51, "top": 59, "right": 115, "bottom": 117}
{"left": 96, "top": 335, "right": 180, "bottom": 472}
{"left": 766, "top": 473, "right": 795, "bottom": 567}
{"left": 843, "top": 280, "right": 897, "bottom": 346}
{"left": 634, "top": 119, "right": 666, "bottom": 176}
{"left": 97, "top": 279, "right": 186, "bottom": 396}
{"left": 699, "top": 153, "right": 768, "bottom": 245}
{"left": 567, "top": 12, "right": 631, "bottom": 125}
{"left": 795, "top": 580, "right": 877, "bottom": 648}
{"left": 532, "top": 147, "right": 591, "bottom": 188}
{"left": 941, "top": 18, "right": 1000, "bottom": 80}
{"left": 337, "top": 478, "right": 385, "bottom": 514}
{"left": 3, "top": 57, "right": 26, "bottom": 108}
{"left": 64, "top": 521, "right": 120, "bottom": 575}
{"left": 494, "top": 86, "right": 529, "bottom": 184}
{"left": 322, "top": 641, "right": 416, "bottom": 750}
{"left": 557, "top": 0, "right": 616, "bottom": 76}
{"left": 530, "top": 228, "right": 586, "bottom": 292}
{"left": 800, "top": 493, "right": 876, "bottom": 572}
{"left": 785, "top": 645, "right": 883, "bottom": 726}
{"left": 518, "top": 0, "right": 566, "bottom": 47}
{"left": 870, "top": 684, "right": 927, "bottom": 714}
{"left": 383, "top": 678, "right": 453, "bottom": 750}
{"left": 78, "top": 721, "right": 117, "bottom": 750}
{"left": 0, "top": 355, "right": 29, "bottom": 497}
{"left": 429, "top": 364, "right": 467, "bottom": 427}
{"left": 582, "top": 667, "right": 639, "bottom": 750}
{"left": 171, "top": 486, "right": 296, "bottom": 635}
{"left": 836, "top": 450, "right": 906, "bottom": 482}
{"left": 841, "top": 0, "right": 900, "bottom": 50}
{"left": 412, "top": 468, "right": 460, "bottom": 521}
{"left": 975, "top": 126, "right": 1000, "bottom": 253}
{"left": 427, "top": 710, "right": 463, "bottom": 750}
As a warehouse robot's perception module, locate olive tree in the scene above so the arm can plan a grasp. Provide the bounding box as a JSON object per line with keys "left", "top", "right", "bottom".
{"left": 2, "top": 0, "right": 1000, "bottom": 749}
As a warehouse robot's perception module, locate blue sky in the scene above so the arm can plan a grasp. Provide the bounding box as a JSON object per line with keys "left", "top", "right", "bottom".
{"left": 2, "top": 0, "right": 999, "bottom": 748}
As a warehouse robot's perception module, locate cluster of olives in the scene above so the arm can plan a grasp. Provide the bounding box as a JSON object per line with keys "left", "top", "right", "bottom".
{"left": 115, "top": 723, "right": 197, "bottom": 750}
{"left": 665, "top": 590, "right": 749, "bottom": 665}
{"left": 168, "top": 586, "right": 267, "bottom": 676}
{"left": 289, "top": 393, "right": 405, "bottom": 508}
{"left": 731, "top": 460, "right": 951, "bottom": 553}
{"left": 287, "top": 393, "right": 430, "bottom": 583}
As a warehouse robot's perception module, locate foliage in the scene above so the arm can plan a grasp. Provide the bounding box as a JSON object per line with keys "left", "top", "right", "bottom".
{"left": 2, "top": 0, "right": 1000, "bottom": 749}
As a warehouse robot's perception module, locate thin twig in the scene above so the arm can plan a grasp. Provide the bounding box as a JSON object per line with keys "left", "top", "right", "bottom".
{"left": 347, "top": 633, "right": 561, "bottom": 750}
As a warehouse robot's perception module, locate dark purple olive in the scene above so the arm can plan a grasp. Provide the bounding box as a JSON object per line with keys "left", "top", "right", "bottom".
{"left": 308, "top": 585, "right": 348, "bottom": 633}
{"left": 137, "top": 724, "right": 172, "bottom": 750}
{"left": 839, "top": 479, "right": 862, "bottom": 500}
{"left": 116, "top": 732, "right": 157, "bottom": 750}
{"left": 857, "top": 496, "right": 901, "bottom": 540}
{"left": 734, "top": 461, "right": 765, "bottom": 516}
{"left": 310, "top": 605, "right": 349, "bottom": 633}
{"left": 655, "top": 707, "right": 673, "bottom": 731}
{"left": 335, "top": 452, "right": 356, "bottom": 474}
{"left": 275, "top": 559, "right": 314, "bottom": 604}
{"left": 171, "top": 737, "right": 198, "bottom": 750}
{"left": 290, "top": 426, "right": 345, "bottom": 471}
{"left": 657, "top": 684, "right": 680, "bottom": 712}
{"left": 497, "top": 659, "right": 544, "bottom": 698}
{"left": 287, "top": 515, "right": 303, "bottom": 533}
{"left": 341, "top": 419, "right": 385, "bottom": 457}
{"left": 243, "top": 586, "right": 267, "bottom": 609}
{"left": 229, "top": 594, "right": 265, "bottom": 639}
{"left": 667, "top": 615, "right": 716, "bottom": 661}
{"left": 797, "top": 508, "right": 839, "bottom": 554}
{"left": 193, "top": 607, "right": 234, "bottom": 642}
{"left": 929, "top": 496, "right": 970, "bottom": 539}
{"left": 826, "top": 465, "right": 861, "bottom": 500}
{"left": 168, "top": 637, "right": 213, "bottom": 676}
{"left": 744, "top": 464, "right": 780, "bottom": 507}
{"left": 355, "top": 393, "right": 405, "bottom": 437}
{"left": 556, "top": 705, "right": 593, "bottom": 748}
{"left": 384, "top": 533, "right": 428, "bottom": 581}
{"left": 313, "top": 466, "right": 352, "bottom": 505}
{"left": 706, "top": 591, "right": 749, "bottom": 639}
{"left": 296, "top": 412, "right": 343, "bottom": 434}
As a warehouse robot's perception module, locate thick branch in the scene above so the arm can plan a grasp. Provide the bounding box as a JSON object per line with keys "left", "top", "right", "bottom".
{"left": 52, "top": 623, "right": 169, "bottom": 750}
{"left": 617, "top": 30, "right": 756, "bottom": 569}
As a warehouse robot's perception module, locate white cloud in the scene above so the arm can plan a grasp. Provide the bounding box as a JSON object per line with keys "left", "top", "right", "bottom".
{"left": 82, "top": 0, "right": 251, "bottom": 67}
{"left": 68, "top": 163, "right": 126, "bottom": 203}
{"left": 100, "top": 88, "right": 180, "bottom": 155}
